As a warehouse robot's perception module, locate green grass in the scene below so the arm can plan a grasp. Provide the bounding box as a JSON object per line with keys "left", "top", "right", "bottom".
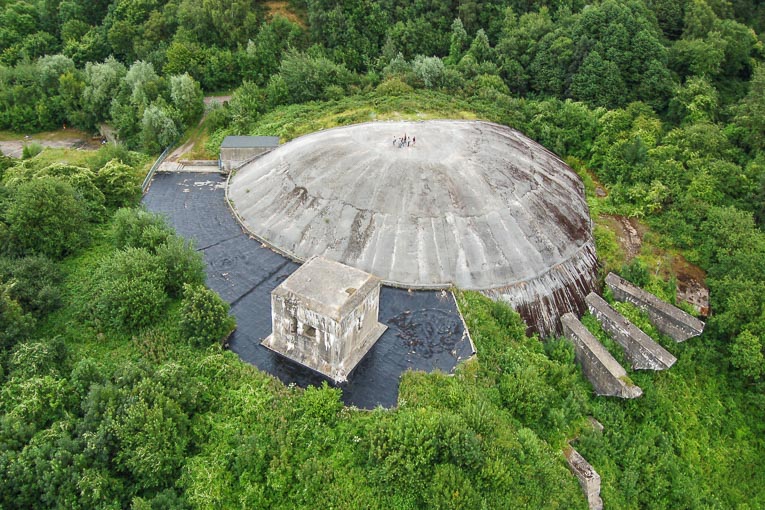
{"left": 0, "top": 128, "right": 95, "bottom": 142}
{"left": 207, "top": 90, "right": 496, "bottom": 153}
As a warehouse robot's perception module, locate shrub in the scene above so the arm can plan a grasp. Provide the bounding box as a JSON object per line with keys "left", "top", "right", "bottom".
{"left": 9, "top": 337, "right": 68, "bottom": 379}
{"left": 5, "top": 177, "right": 89, "bottom": 259}
{"left": 620, "top": 258, "right": 651, "bottom": 287}
{"left": 0, "top": 283, "right": 35, "bottom": 350}
{"left": 0, "top": 255, "right": 62, "bottom": 317}
{"left": 179, "top": 284, "right": 235, "bottom": 348}
{"left": 375, "top": 78, "right": 414, "bottom": 96}
{"left": 111, "top": 208, "right": 173, "bottom": 251}
{"left": 155, "top": 236, "right": 205, "bottom": 298}
{"left": 89, "top": 248, "right": 168, "bottom": 332}
{"left": 21, "top": 142, "right": 43, "bottom": 160}
{"left": 95, "top": 159, "right": 142, "bottom": 208}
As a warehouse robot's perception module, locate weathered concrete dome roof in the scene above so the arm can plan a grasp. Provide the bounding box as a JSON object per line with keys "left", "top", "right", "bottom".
{"left": 228, "top": 120, "right": 597, "bottom": 335}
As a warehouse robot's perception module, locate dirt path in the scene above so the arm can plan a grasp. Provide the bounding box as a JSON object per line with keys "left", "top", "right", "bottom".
{"left": 0, "top": 132, "right": 101, "bottom": 158}
{"left": 164, "top": 96, "right": 231, "bottom": 163}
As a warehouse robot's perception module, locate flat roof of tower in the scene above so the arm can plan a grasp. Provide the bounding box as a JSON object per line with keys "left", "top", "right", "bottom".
{"left": 274, "top": 256, "right": 380, "bottom": 321}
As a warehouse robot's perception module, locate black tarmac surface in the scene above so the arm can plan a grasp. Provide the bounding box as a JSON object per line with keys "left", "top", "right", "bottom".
{"left": 143, "top": 172, "right": 474, "bottom": 408}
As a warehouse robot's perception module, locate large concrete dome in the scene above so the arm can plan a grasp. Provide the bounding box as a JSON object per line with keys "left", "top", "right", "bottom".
{"left": 227, "top": 120, "right": 597, "bottom": 335}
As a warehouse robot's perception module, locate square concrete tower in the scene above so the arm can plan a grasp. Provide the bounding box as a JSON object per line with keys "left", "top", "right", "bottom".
{"left": 262, "top": 256, "right": 387, "bottom": 383}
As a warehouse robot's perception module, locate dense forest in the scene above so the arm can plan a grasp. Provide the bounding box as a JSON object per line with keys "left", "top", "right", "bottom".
{"left": 1, "top": 0, "right": 764, "bottom": 508}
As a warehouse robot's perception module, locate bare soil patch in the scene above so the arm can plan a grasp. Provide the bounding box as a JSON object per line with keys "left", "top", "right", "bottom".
{"left": 601, "top": 215, "right": 646, "bottom": 262}
{"left": 672, "top": 255, "right": 710, "bottom": 316}
{"left": 264, "top": 1, "right": 306, "bottom": 26}
{"left": 0, "top": 129, "right": 100, "bottom": 158}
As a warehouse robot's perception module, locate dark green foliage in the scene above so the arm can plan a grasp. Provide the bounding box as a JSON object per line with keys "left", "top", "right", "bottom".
{"left": 155, "top": 237, "right": 205, "bottom": 298}
{"left": 179, "top": 283, "right": 235, "bottom": 347}
{"left": 0, "top": 255, "right": 62, "bottom": 317}
{"left": 620, "top": 258, "right": 651, "bottom": 287}
{"left": 8, "top": 337, "right": 68, "bottom": 379}
{"left": 111, "top": 207, "right": 173, "bottom": 251}
{"left": 1, "top": 2, "right": 765, "bottom": 508}
{"left": 94, "top": 159, "right": 142, "bottom": 208}
{"left": 90, "top": 247, "right": 168, "bottom": 332}
{"left": 278, "top": 50, "right": 356, "bottom": 104}
{"left": 4, "top": 162, "right": 107, "bottom": 221}
{"left": 0, "top": 282, "right": 35, "bottom": 351}
{"left": 4, "top": 177, "right": 89, "bottom": 259}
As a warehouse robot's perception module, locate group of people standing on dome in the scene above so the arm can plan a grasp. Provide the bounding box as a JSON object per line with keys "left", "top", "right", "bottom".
{"left": 393, "top": 134, "right": 415, "bottom": 148}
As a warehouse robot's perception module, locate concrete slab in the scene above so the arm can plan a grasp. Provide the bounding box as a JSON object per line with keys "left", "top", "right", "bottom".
{"left": 586, "top": 293, "right": 676, "bottom": 370}
{"left": 227, "top": 120, "right": 597, "bottom": 336}
{"left": 605, "top": 273, "right": 704, "bottom": 342}
{"left": 561, "top": 313, "right": 642, "bottom": 399}
{"left": 143, "top": 172, "right": 474, "bottom": 408}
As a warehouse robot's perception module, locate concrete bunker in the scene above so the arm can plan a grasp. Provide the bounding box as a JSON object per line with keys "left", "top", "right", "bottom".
{"left": 262, "top": 256, "right": 387, "bottom": 383}
{"left": 228, "top": 120, "right": 598, "bottom": 336}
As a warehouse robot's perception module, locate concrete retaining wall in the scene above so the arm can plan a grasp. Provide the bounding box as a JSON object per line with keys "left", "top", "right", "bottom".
{"left": 178, "top": 159, "right": 219, "bottom": 166}
{"left": 562, "top": 313, "right": 642, "bottom": 398}
{"left": 605, "top": 273, "right": 704, "bottom": 342}
{"left": 586, "top": 293, "right": 676, "bottom": 370}
{"left": 565, "top": 447, "right": 603, "bottom": 510}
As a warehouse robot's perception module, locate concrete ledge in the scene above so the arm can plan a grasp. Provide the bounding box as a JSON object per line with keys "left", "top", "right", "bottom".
{"left": 605, "top": 273, "right": 704, "bottom": 342}
{"left": 564, "top": 446, "right": 603, "bottom": 510}
{"left": 562, "top": 313, "right": 642, "bottom": 398}
{"left": 586, "top": 293, "right": 676, "bottom": 370}
{"left": 178, "top": 159, "right": 219, "bottom": 166}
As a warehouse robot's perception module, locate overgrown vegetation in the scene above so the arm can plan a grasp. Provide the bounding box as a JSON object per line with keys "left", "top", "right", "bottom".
{"left": 1, "top": 0, "right": 765, "bottom": 508}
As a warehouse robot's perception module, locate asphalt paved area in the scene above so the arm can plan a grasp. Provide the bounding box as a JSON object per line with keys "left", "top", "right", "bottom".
{"left": 143, "top": 172, "right": 474, "bottom": 408}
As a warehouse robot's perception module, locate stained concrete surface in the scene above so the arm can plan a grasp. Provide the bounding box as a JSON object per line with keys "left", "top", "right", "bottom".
{"left": 229, "top": 120, "right": 593, "bottom": 290}
{"left": 143, "top": 172, "right": 473, "bottom": 408}
{"left": 586, "top": 293, "right": 676, "bottom": 371}
{"left": 562, "top": 313, "right": 642, "bottom": 399}
{"left": 227, "top": 120, "right": 598, "bottom": 336}
{"left": 606, "top": 272, "right": 704, "bottom": 342}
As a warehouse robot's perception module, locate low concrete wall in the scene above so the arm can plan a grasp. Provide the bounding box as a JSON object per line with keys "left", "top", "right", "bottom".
{"left": 586, "top": 293, "right": 676, "bottom": 370}
{"left": 562, "top": 313, "right": 642, "bottom": 398}
{"left": 565, "top": 447, "right": 603, "bottom": 510}
{"left": 178, "top": 159, "right": 218, "bottom": 166}
{"left": 605, "top": 273, "right": 704, "bottom": 342}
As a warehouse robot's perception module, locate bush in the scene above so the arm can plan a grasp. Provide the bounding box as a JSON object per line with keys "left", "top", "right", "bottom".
{"left": 375, "top": 78, "right": 414, "bottom": 96}
{"left": 86, "top": 144, "right": 146, "bottom": 171}
{"left": 21, "top": 142, "right": 43, "bottom": 159}
{"left": 620, "top": 258, "right": 651, "bottom": 287}
{"left": 0, "top": 255, "right": 62, "bottom": 317}
{"left": 95, "top": 159, "right": 142, "bottom": 208}
{"left": 0, "top": 283, "right": 35, "bottom": 350}
{"left": 89, "top": 248, "right": 168, "bottom": 332}
{"left": 111, "top": 208, "right": 173, "bottom": 251}
{"left": 155, "top": 236, "right": 205, "bottom": 298}
{"left": 5, "top": 177, "right": 89, "bottom": 259}
{"left": 8, "top": 337, "right": 68, "bottom": 379}
{"left": 179, "top": 284, "right": 235, "bottom": 348}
